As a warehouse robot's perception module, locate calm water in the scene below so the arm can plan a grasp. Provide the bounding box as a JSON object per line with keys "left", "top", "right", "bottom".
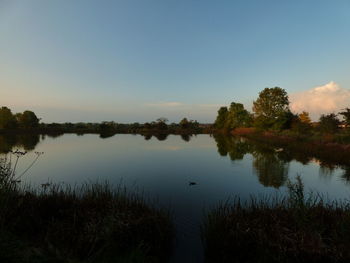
{"left": 1, "top": 133, "right": 350, "bottom": 262}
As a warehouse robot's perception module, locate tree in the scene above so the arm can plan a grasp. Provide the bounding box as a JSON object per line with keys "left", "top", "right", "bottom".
{"left": 0, "top": 107, "right": 17, "bottom": 129}
{"left": 225, "top": 102, "right": 252, "bottom": 129}
{"left": 16, "top": 110, "right": 40, "bottom": 128}
{"left": 179, "top": 118, "right": 189, "bottom": 129}
{"left": 339, "top": 108, "right": 350, "bottom": 127}
{"left": 156, "top": 117, "right": 168, "bottom": 130}
{"left": 319, "top": 113, "right": 340, "bottom": 133}
{"left": 156, "top": 117, "right": 168, "bottom": 124}
{"left": 291, "top": 111, "right": 312, "bottom": 134}
{"left": 253, "top": 87, "right": 290, "bottom": 130}
{"left": 299, "top": 111, "right": 311, "bottom": 124}
{"left": 214, "top": 107, "right": 228, "bottom": 129}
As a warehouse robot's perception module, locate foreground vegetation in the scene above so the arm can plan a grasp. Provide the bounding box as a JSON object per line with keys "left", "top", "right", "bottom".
{"left": 202, "top": 177, "right": 350, "bottom": 263}
{"left": 0, "top": 153, "right": 174, "bottom": 263}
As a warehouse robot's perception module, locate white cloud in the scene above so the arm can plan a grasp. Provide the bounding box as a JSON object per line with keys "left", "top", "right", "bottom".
{"left": 290, "top": 81, "right": 350, "bottom": 120}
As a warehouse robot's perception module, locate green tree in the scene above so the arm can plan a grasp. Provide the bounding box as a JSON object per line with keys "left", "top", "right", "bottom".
{"left": 319, "top": 113, "right": 340, "bottom": 133}
{"left": 0, "top": 107, "right": 17, "bottom": 129}
{"left": 156, "top": 118, "right": 168, "bottom": 130}
{"left": 225, "top": 102, "right": 252, "bottom": 129}
{"left": 16, "top": 110, "right": 40, "bottom": 128}
{"left": 214, "top": 107, "right": 228, "bottom": 129}
{"left": 179, "top": 118, "right": 189, "bottom": 129}
{"left": 253, "top": 87, "right": 291, "bottom": 130}
{"left": 156, "top": 117, "right": 168, "bottom": 124}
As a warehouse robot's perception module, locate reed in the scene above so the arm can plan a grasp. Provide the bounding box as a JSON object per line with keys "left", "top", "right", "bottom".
{"left": 202, "top": 176, "right": 350, "bottom": 263}
{"left": 0, "top": 153, "right": 174, "bottom": 263}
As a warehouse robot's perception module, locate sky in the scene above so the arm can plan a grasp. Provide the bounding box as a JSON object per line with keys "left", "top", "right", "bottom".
{"left": 1, "top": 0, "right": 350, "bottom": 123}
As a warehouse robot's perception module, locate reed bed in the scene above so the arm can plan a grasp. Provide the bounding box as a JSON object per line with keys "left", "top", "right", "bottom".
{"left": 0, "top": 153, "right": 174, "bottom": 263}
{"left": 202, "top": 177, "right": 350, "bottom": 263}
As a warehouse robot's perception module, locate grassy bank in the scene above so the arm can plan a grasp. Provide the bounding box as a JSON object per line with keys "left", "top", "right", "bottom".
{"left": 0, "top": 154, "right": 174, "bottom": 263}
{"left": 231, "top": 127, "right": 350, "bottom": 166}
{"left": 202, "top": 177, "right": 350, "bottom": 263}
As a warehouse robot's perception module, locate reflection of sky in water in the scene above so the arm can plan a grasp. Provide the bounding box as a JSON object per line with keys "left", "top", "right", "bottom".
{"left": 2, "top": 134, "right": 350, "bottom": 262}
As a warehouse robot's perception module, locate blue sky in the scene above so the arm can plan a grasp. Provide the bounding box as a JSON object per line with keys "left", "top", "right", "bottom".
{"left": 1, "top": 0, "right": 350, "bottom": 122}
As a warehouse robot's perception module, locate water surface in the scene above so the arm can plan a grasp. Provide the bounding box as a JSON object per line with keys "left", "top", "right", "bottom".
{"left": 2, "top": 133, "right": 350, "bottom": 262}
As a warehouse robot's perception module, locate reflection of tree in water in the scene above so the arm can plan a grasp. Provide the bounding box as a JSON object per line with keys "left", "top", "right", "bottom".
{"left": 46, "top": 132, "right": 64, "bottom": 138}
{"left": 0, "top": 135, "right": 17, "bottom": 153}
{"left": 319, "top": 163, "right": 337, "bottom": 180}
{"left": 340, "top": 166, "right": 350, "bottom": 183}
{"left": 154, "top": 134, "right": 168, "bottom": 141}
{"left": 143, "top": 134, "right": 152, "bottom": 140}
{"left": 213, "top": 134, "right": 251, "bottom": 161}
{"left": 0, "top": 134, "right": 40, "bottom": 153}
{"left": 213, "top": 134, "right": 290, "bottom": 188}
{"left": 252, "top": 151, "right": 289, "bottom": 188}
{"left": 181, "top": 134, "right": 191, "bottom": 142}
{"left": 99, "top": 133, "right": 115, "bottom": 139}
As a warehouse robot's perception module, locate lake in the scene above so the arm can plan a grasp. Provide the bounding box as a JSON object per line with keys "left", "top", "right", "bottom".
{"left": 1, "top": 133, "right": 350, "bottom": 262}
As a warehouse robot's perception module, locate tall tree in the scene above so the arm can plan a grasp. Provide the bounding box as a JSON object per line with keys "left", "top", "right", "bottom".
{"left": 225, "top": 102, "right": 252, "bottom": 129}
{"left": 253, "top": 87, "right": 291, "bottom": 130}
{"left": 214, "top": 107, "right": 228, "bottom": 129}
{"left": 0, "top": 107, "right": 17, "bottom": 129}
{"left": 16, "top": 110, "right": 40, "bottom": 128}
{"left": 319, "top": 113, "right": 340, "bottom": 133}
{"left": 179, "top": 118, "right": 189, "bottom": 129}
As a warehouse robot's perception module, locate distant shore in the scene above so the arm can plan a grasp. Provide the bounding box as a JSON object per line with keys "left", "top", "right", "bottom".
{"left": 0, "top": 126, "right": 213, "bottom": 136}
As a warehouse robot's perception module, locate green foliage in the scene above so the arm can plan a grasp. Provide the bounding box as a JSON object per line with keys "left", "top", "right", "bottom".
{"left": 16, "top": 110, "right": 40, "bottom": 128}
{"left": 179, "top": 118, "right": 189, "bottom": 129}
{"left": 253, "top": 87, "right": 291, "bottom": 130}
{"left": 214, "top": 103, "right": 252, "bottom": 130}
{"left": 319, "top": 113, "right": 340, "bottom": 133}
{"left": 224, "top": 102, "right": 253, "bottom": 129}
{"left": 214, "top": 107, "right": 228, "bottom": 129}
{"left": 0, "top": 107, "right": 17, "bottom": 129}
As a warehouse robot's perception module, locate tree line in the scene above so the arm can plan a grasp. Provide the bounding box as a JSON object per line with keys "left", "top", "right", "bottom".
{"left": 214, "top": 87, "right": 350, "bottom": 134}
{"left": 0, "top": 107, "right": 39, "bottom": 129}
{"left": 0, "top": 106, "right": 205, "bottom": 134}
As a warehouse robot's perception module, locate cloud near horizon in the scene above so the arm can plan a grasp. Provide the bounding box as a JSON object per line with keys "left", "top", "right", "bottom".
{"left": 290, "top": 82, "right": 350, "bottom": 120}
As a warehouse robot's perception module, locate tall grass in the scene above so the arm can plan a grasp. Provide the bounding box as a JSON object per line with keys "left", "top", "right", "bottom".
{"left": 0, "top": 152, "right": 174, "bottom": 263}
{"left": 202, "top": 176, "right": 350, "bottom": 263}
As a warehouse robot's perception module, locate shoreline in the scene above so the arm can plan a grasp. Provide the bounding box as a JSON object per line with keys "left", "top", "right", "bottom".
{"left": 231, "top": 127, "right": 350, "bottom": 166}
